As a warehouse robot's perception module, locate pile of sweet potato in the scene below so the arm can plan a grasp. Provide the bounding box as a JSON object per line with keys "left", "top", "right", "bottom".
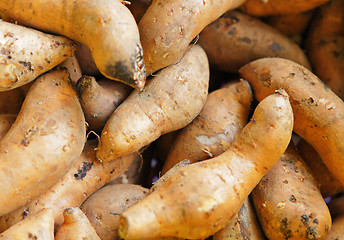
{"left": 0, "top": 0, "right": 343, "bottom": 239}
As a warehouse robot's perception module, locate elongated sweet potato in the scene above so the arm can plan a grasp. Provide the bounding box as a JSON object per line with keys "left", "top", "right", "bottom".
{"left": 251, "top": 145, "right": 332, "bottom": 240}
{"left": 139, "top": 0, "right": 246, "bottom": 74}
{"left": 198, "top": 11, "right": 311, "bottom": 72}
{"left": 118, "top": 91, "right": 293, "bottom": 239}
{"left": 0, "top": 69, "right": 86, "bottom": 216}
{"left": 0, "top": 140, "right": 139, "bottom": 232}
{"left": 240, "top": 0, "right": 329, "bottom": 16}
{"left": 76, "top": 76, "right": 133, "bottom": 133}
{"left": 0, "top": 20, "right": 75, "bottom": 91}
{"left": 305, "top": 0, "right": 344, "bottom": 100}
{"left": 0, "top": 113, "right": 15, "bottom": 140}
{"left": 0, "top": 209, "right": 54, "bottom": 240}
{"left": 162, "top": 80, "right": 252, "bottom": 174}
{"left": 213, "top": 197, "right": 265, "bottom": 240}
{"left": 239, "top": 57, "right": 344, "bottom": 186}
{"left": 96, "top": 45, "right": 209, "bottom": 162}
{"left": 55, "top": 207, "right": 101, "bottom": 240}
{"left": 0, "top": 0, "right": 146, "bottom": 89}
{"left": 297, "top": 139, "right": 344, "bottom": 198}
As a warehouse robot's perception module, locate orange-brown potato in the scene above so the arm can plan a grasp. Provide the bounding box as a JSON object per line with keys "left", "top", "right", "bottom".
{"left": 0, "top": 209, "right": 54, "bottom": 240}
{"left": 162, "top": 80, "right": 253, "bottom": 174}
{"left": 297, "top": 139, "right": 344, "bottom": 198}
{"left": 239, "top": 57, "right": 344, "bottom": 186}
{"left": 251, "top": 145, "right": 332, "bottom": 240}
{"left": 0, "top": 69, "right": 86, "bottom": 216}
{"left": 213, "top": 197, "right": 265, "bottom": 240}
{"left": 305, "top": 0, "right": 344, "bottom": 100}
{"left": 118, "top": 91, "right": 293, "bottom": 239}
{"left": 0, "top": 140, "right": 139, "bottom": 232}
{"left": 55, "top": 207, "right": 101, "bottom": 240}
{"left": 76, "top": 76, "right": 133, "bottom": 133}
{"left": 96, "top": 45, "right": 209, "bottom": 162}
{"left": 240, "top": 0, "right": 329, "bottom": 16}
{"left": 0, "top": 20, "right": 76, "bottom": 91}
{"left": 198, "top": 11, "right": 311, "bottom": 72}
{"left": 0, "top": 0, "right": 146, "bottom": 89}
{"left": 138, "top": 0, "right": 246, "bottom": 75}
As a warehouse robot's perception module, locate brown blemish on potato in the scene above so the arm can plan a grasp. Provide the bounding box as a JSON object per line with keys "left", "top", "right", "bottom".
{"left": 74, "top": 161, "right": 94, "bottom": 180}
{"left": 28, "top": 233, "right": 38, "bottom": 239}
{"left": 259, "top": 69, "right": 271, "bottom": 87}
{"left": 270, "top": 42, "right": 282, "bottom": 52}
{"left": 280, "top": 217, "right": 293, "bottom": 239}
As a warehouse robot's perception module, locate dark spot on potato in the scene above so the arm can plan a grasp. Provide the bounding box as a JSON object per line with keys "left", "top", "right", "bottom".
{"left": 226, "top": 14, "right": 239, "bottom": 24}
{"left": 289, "top": 195, "right": 296, "bottom": 203}
{"left": 74, "top": 161, "right": 93, "bottom": 180}
{"left": 313, "top": 219, "right": 318, "bottom": 224}
{"left": 306, "top": 97, "right": 314, "bottom": 105}
{"left": 238, "top": 37, "right": 251, "bottom": 44}
{"left": 4, "top": 32, "right": 13, "bottom": 38}
{"left": 21, "top": 126, "right": 39, "bottom": 147}
{"left": 7, "top": 55, "right": 11, "bottom": 59}
{"left": 28, "top": 233, "right": 37, "bottom": 240}
{"left": 109, "top": 212, "right": 120, "bottom": 215}
{"left": 106, "top": 61, "right": 136, "bottom": 86}
{"left": 332, "top": 50, "right": 341, "bottom": 58}
{"left": 270, "top": 42, "right": 282, "bottom": 52}
{"left": 301, "top": 214, "right": 309, "bottom": 225}
{"left": 227, "top": 26, "right": 236, "bottom": 35}
{"left": 54, "top": 41, "right": 60, "bottom": 47}
{"left": 306, "top": 226, "right": 318, "bottom": 239}
{"left": 280, "top": 218, "right": 292, "bottom": 239}
{"left": 290, "top": 73, "right": 295, "bottom": 77}
{"left": 259, "top": 69, "right": 271, "bottom": 87}
{"left": 19, "top": 61, "right": 34, "bottom": 72}
{"left": 23, "top": 209, "right": 29, "bottom": 218}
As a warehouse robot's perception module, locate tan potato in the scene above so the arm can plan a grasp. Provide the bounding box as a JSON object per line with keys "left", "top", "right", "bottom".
{"left": 96, "top": 45, "right": 209, "bottom": 162}
{"left": 0, "top": 209, "right": 54, "bottom": 240}
{"left": 251, "top": 145, "right": 332, "bottom": 240}
{"left": 0, "top": 69, "right": 86, "bottom": 216}
{"left": 239, "top": 57, "right": 344, "bottom": 186}
{"left": 76, "top": 76, "right": 133, "bottom": 133}
{"left": 198, "top": 11, "right": 311, "bottom": 72}
{"left": 162, "top": 80, "right": 253, "bottom": 174}
{"left": 240, "top": 0, "right": 329, "bottom": 16}
{"left": 297, "top": 139, "right": 344, "bottom": 198}
{"left": 58, "top": 55, "right": 82, "bottom": 85}
{"left": 118, "top": 91, "right": 293, "bottom": 239}
{"left": 55, "top": 207, "right": 101, "bottom": 240}
{"left": 0, "top": 114, "right": 15, "bottom": 140}
{"left": 0, "top": 140, "right": 139, "bottom": 232}
{"left": 213, "top": 197, "right": 265, "bottom": 240}
{"left": 0, "top": 20, "right": 75, "bottom": 91}
{"left": 0, "top": 0, "right": 146, "bottom": 89}
{"left": 138, "top": 0, "right": 246, "bottom": 75}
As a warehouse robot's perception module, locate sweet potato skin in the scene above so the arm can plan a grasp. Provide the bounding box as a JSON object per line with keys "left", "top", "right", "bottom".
{"left": 251, "top": 146, "right": 332, "bottom": 240}
{"left": 0, "top": 0, "right": 146, "bottom": 89}
{"left": 239, "top": 57, "right": 344, "bottom": 186}
{"left": 198, "top": 11, "right": 311, "bottom": 72}
{"left": 0, "top": 69, "right": 86, "bottom": 216}
{"left": 0, "top": 20, "right": 76, "bottom": 91}
{"left": 96, "top": 45, "right": 209, "bottom": 162}
{"left": 139, "top": 0, "right": 246, "bottom": 74}
{"left": 162, "top": 80, "right": 252, "bottom": 173}
{"left": 118, "top": 91, "right": 293, "bottom": 239}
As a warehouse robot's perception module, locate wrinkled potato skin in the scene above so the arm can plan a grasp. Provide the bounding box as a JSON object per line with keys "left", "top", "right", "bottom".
{"left": 198, "top": 11, "right": 311, "bottom": 72}
{"left": 96, "top": 45, "right": 209, "bottom": 162}
{"left": 251, "top": 146, "right": 332, "bottom": 240}
{"left": 0, "top": 140, "right": 138, "bottom": 232}
{"left": 0, "top": 69, "right": 86, "bottom": 216}
{"left": 240, "top": 0, "right": 329, "bottom": 16}
{"left": 306, "top": 0, "right": 344, "bottom": 100}
{"left": 239, "top": 58, "right": 344, "bottom": 186}
{"left": 162, "top": 80, "right": 252, "bottom": 173}
{"left": 297, "top": 139, "right": 344, "bottom": 198}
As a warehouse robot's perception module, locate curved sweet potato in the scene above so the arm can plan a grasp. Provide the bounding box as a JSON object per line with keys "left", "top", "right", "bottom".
{"left": 239, "top": 57, "right": 344, "bottom": 186}
{"left": 0, "top": 69, "right": 86, "bottom": 216}
{"left": 118, "top": 91, "right": 293, "bottom": 239}
{"left": 96, "top": 45, "right": 209, "bottom": 162}
{"left": 0, "top": 0, "right": 146, "bottom": 89}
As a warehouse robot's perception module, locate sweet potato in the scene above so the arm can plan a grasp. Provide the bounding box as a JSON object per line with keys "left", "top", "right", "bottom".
{"left": 239, "top": 57, "right": 344, "bottom": 186}
{"left": 305, "top": 0, "right": 344, "bottom": 100}
{"left": 138, "top": 0, "right": 246, "bottom": 74}
{"left": 297, "top": 139, "right": 344, "bottom": 198}
{"left": 81, "top": 184, "right": 148, "bottom": 240}
{"left": 55, "top": 207, "right": 101, "bottom": 240}
{"left": 0, "top": 114, "right": 15, "bottom": 140}
{"left": 0, "top": 140, "right": 139, "bottom": 232}
{"left": 58, "top": 56, "right": 82, "bottom": 85}
{"left": 161, "top": 80, "right": 253, "bottom": 174}
{"left": 0, "top": 0, "right": 146, "bottom": 89}
{"left": 76, "top": 76, "right": 133, "bottom": 133}
{"left": 198, "top": 11, "right": 311, "bottom": 72}
{"left": 240, "top": 0, "right": 329, "bottom": 16}
{"left": 0, "top": 20, "right": 75, "bottom": 91}
{"left": 0, "top": 209, "right": 54, "bottom": 240}
{"left": 213, "top": 197, "right": 265, "bottom": 240}
{"left": 96, "top": 45, "right": 209, "bottom": 162}
{"left": 251, "top": 145, "right": 331, "bottom": 240}
{"left": 0, "top": 87, "right": 26, "bottom": 114}
{"left": 118, "top": 90, "right": 293, "bottom": 239}
{"left": 0, "top": 69, "right": 86, "bottom": 216}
